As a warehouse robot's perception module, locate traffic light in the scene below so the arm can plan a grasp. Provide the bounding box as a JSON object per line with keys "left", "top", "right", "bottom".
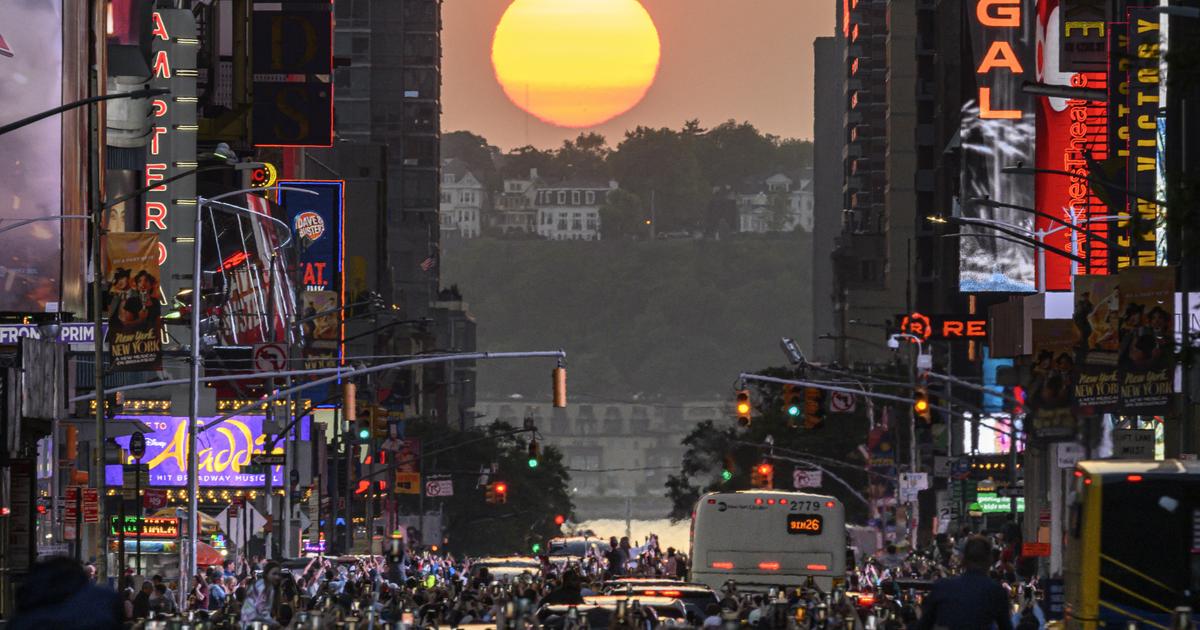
{"left": 554, "top": 514, "right": 566, "bottom": 526}
{"left": 357, "top": 419, "right": 370, "bottom": 442}
{"left": 783, "top": 384, "right": 801, "bottom": 419}
{"left": 486, "top": 481, "right": 508, "bottom": 504}
{"left": 735, "top": 389, "right": 752, "bottom": 427}
{"left": 532, "top": 542, "right": 542, "bottom": 553}
{"left": 553, "top": 366, "right": 567, "bottom": 408}
{"left": 803, "top": 388, "right": 826, "bottom": 429}
{"left": 914, "top": 387, "right": 931, "bottom": 423}
{"left": 371, "top": 406, "right": 390, "bottom": 439}
{"left": 721, "top": 454, "right": 735, "bottom": 483}
{"left": 527, "top": 439, "right": 540, "bottom": 468}
{"left": 751, "top": 462, "right": 774, "bottom": 489}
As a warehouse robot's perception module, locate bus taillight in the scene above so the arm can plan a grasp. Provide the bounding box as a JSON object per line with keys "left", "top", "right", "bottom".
{"left": 806, "top": 563, "right": 828, "bottom": 571}
{"left": 711, "top": 561, "right": 734, "bottom": 570}
{"left": 758, "top": 561, "right": 781, "bottom": 571}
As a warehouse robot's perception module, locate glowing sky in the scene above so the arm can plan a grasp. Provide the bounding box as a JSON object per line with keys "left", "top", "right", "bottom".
{"left": 444, "top": 0, "right": 833, "bottom": 150}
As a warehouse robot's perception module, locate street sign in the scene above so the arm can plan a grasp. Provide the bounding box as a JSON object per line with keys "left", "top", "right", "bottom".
{"left": 253, "top": 343, "right": 288, "bottom": 373}
{"left": 792, "top": 468, "right": 823, "bottom": 489}
{"left": 425, "top": 477, "right": 454, "bottom": 497}
{"left": 129, "top": 431, "right": 146, "bottom": 460}
{"left": 1112, "top": 429, "right": 1155, "bottom": 459}
{"left": 395, "top": 472, "right": 420, "bottom": 494}
{"left": 82, "top": 488, "right": 99, "bottom": 524}
{"left": 143, "top": 488, "right": 168, "bottom": 511}
{"left": 1055, "top": 442, "right": 1085, "bottom": 469}
{"left": 251, "top": 453, "right": 286, "bottom": 466}
{"left": 829, "top": 391, "right": 856, "bottom": 414}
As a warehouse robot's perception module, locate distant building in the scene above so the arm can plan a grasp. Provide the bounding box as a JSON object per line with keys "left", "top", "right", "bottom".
{"left": 439, "top": 158, "right": 484, "bottom": 239}
{"left": 735, "top": 172, "right": 814, "bottom": 233}
{"left": 475, "top": 399, "right": 726, "bottom": 520}
{"left": 491, "top": 168, "right": 540, "bottom": 236}
{"left": 534, "top": 178, "right": 616, "bottom": 241}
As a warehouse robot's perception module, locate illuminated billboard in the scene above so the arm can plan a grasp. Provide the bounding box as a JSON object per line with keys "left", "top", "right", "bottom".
{"left": 1035, "top": 0, "right": 1111, "bottom": 290}
{"left": 960, "top": 0, "right": 1038, "bottom": 292}
{"left": 0, "top": 0, "right": 63, "bottom": 312}
{"left": 105, "top": 414, "right": 311, "bottom": 487}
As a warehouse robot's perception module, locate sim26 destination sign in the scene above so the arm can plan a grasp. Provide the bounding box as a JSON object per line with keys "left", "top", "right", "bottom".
{"left": 787, "top": 513, "right": 824, "bottom": 536}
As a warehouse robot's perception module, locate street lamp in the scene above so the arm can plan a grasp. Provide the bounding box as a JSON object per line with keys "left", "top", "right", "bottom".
{"left": 92, "top": 145, "right": 257, "bottom": 583}
{"left": 180, "top": 185, "right": 312, "bottom": 596}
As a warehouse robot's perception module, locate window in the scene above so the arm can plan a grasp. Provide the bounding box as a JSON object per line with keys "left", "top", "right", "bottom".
{"left": 462, "top": 191, "right": 475, "bottom": 204}
{"left": 586, "top": 217, "right": 598, "bottom": 231}
{"left": 440, "top": 192, "right": 450, "bottom": 203}
{"left": 572, "top": 191, "right": 581, "bottom": 205}
{"left": 572, "top": 213, "right": 582, "bottom": 230}
{"left": 557, "top": 217, "right": 568, "bottom": 230}
{"left": 586, "top": 191, "right": 595, "bottom": 204}
{"left": 557, "top": 191, "right": 566, "bottom": 204}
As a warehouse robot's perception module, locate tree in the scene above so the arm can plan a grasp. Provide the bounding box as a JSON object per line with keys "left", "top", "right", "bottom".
{"left": 598, "top": 188, "right": 645, "bottom": 240}
{"left": 554, "top": 132, "right": 610, "bottom": 179}
{"left": 665, "top": 367, "right": 871, "bottom": 523}
{"left": 695, "top": 120, "right": 779, "bottom": 188}
{"left": 608, "top": 126, "right": 709, "bottom": 233}
{"left": 396, "top": 420, "right": 574, "bottom": 557}
{"left": 499, "top": 145, "right": 560, "bottom": 182}
{"left": 442, "top": 131, "right": 501, "bottom": 192}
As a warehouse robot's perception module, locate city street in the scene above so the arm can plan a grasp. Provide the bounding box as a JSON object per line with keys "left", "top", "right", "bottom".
{"left": 0, "top": 0, "right": 1198, "bottom": 628}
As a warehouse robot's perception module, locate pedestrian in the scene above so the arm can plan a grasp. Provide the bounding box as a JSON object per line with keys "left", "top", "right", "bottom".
{"left": 915, "top": 536, "right": 1014, "bottom": 630}
{"left": 240, "top": 560, "right": 283, "bottom": 629}
{"left": 9, "top": 557, "right": 122, "bottom": 630}
{"left": 132, "top": 581, "right": 153, "bottom": 619}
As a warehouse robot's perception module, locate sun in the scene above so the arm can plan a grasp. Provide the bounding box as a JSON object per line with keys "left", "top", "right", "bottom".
{"left": 491, "top": 0, "right": 661, "bottom": 129}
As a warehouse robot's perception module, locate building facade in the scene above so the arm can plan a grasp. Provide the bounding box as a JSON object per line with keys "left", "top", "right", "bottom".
{"left": 439, "top": 159, "right": 485, "bottom": 239}
{"left": 475, "top": 400, "right": 725, "bottom": 520}
{"left": 735, "top": 172, "right": 814, "bottom": 234}
{"left": 491, "top": 170, "right": 540, "bottom": 236}
{"left": 534, "top": 179, "right": 614, "bottom": 241}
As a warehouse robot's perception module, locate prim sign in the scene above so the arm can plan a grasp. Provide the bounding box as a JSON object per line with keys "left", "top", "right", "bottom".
{"left": 142, "top": 9, "right": 198, "bottom": 310}
{"left": 897, "top": 313, "right": 989, "bottom": 342}
{"left": 975, "top": 0, "right": 1026, "bottom": 120}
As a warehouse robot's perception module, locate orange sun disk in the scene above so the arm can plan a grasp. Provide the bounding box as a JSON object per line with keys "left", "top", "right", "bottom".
{"left": 491, "top": 0, "right": 661, "bottom": 129}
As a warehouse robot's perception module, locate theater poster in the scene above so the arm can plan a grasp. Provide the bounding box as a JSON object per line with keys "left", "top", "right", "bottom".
{"left": 1028, "top": 319, "right": 1079, "bottom": 441}
{"left": 1118, "top": 266, "right": 1174, "bottom": 413}
{"left": 1072, "top": 275, "right": 1120, "bottom": 412}
{"left": 103, "top": 233, "right": 162, "bottom": 371}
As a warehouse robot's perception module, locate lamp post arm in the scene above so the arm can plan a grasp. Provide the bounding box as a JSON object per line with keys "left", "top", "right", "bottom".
{"left": 0, "top": 87, "right": 168, "bottom": 137}
{"left": 950, "top": 217, "right": 1086, "bottom": 264}
{"left": 1004, "top": 165, "right": 1169, "bottom": 209}
{"left": 968, "top": 197, "right": 1131, "bottom": 251}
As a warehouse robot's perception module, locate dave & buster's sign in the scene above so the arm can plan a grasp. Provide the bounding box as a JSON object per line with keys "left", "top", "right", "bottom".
{"left": 896, "top": 313, "right": 989, "bottom": 342}
{"left": 277, "top": 181, "right": 343, "bottom": 293}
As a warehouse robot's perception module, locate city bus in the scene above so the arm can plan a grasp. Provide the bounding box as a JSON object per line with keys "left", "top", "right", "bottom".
{"left": 690, "top": 490, "right": 846, "bottom": 591}
{"left": 1065, "top": 460, "right": 1200, "bottom": 629}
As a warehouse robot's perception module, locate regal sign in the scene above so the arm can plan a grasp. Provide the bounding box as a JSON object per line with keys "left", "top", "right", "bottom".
{"left": 142, "top": 9, "right": 198, "bottom": 312}
{"left": 897, "top": 313, "right": 990, "bottom": 342}
{"left": 110, "top": 516, "right": 179, "bottom": 539}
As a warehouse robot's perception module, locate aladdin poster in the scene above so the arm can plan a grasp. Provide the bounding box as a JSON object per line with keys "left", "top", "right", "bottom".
{"left": 1118, "top": 266, "right": 1174, "bottom": 413}
{"left": 103, "top": 233, "right": 162, "bottom": 370}
{"left": 1028, "top": 319, "right": 1079, "bottom": 440}
{"left": 1072, "top": 275, "right": 1120, "bottom": 411}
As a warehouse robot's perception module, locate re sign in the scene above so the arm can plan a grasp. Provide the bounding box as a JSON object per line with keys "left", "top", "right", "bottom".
{"left": 977, "top": 0, "right": 1025, "bottom": 119}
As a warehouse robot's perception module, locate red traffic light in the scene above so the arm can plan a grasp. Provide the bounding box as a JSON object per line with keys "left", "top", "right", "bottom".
{"left": 757, "top": 463, "right": 773, "bottom": 476}
{"left": 554, "top": 514, "right": 566, "bottom": 526}
{"left": 494, "top": 482, "right": 507, "bottom": 494}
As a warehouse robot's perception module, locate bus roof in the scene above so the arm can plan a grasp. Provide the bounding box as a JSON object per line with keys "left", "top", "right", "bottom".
{"left": 701, "top": 490, "right": 837, "bottom": 498}
{"left": 1076, "top": 459, "right": 1200, "bottom": 477}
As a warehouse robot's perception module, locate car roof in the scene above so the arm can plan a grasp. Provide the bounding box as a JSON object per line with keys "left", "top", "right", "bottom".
{"left": 584, "top": 595, "right": 682, "bottom": 606}
{"left": 1077, "top": 459, "right": 1200, "bottom": 477}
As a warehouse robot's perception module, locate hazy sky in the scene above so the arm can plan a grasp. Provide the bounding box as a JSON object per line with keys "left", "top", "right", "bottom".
{"left": 442, "top": 0, "right": 835, "bottom": 151}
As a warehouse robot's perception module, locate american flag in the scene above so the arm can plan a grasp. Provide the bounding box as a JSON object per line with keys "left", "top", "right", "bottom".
{"left": 0, "top": 31, "right": 13, "bottom": 58}
{"left": 419, "top": 256, "right": 436, "bottom": 272}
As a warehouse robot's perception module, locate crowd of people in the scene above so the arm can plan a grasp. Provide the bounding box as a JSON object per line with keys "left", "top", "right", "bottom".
{"left": 5, "top": 527, "right": 1049, "bottom": 629}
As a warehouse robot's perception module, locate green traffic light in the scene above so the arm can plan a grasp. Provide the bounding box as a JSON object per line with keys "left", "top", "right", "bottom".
{"left": 721, "top": 469, "right": 733, "bottom": 482}
{"left": 532, "top": 543, "right": 542, "bottom": 553}
{"left": 787, "top": 405, "right": 801, "bottom": 417}
{"left": 358, "top": 427, "right": 370, "bottom": 440}
{"left": 528, "top": 458, "right": 539, "bottom": 468}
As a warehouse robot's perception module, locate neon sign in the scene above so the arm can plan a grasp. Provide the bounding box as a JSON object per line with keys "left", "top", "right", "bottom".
{"left": 976, "top": 0, "right": 1025, "bottom": 119}
{"left": 898, "top": 313, "right": 989, "bottom": 341}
